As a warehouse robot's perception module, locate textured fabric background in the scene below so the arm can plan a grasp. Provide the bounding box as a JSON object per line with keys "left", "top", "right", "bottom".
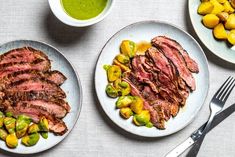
{"left": 0, "top": 0, "right": 235, "bottom": 157}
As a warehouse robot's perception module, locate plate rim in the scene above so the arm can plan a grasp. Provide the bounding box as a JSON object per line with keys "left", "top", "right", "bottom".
{"left": 94, "top": 20, "right": 210, "bottom": 137}
{"left": 188, "top": 0, "right": 235, "bottom": 64}
{"left": 0, "top": 39, "right": 83, "bottom": 154}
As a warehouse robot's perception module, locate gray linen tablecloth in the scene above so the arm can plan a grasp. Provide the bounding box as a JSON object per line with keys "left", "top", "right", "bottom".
{"left": 0, "top": 0, "right": 235, "bottom": 157}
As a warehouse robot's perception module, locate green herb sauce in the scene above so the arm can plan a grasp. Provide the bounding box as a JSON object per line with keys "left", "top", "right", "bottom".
{"left": 61, "top": 0, "right": 108, "bottom": 20}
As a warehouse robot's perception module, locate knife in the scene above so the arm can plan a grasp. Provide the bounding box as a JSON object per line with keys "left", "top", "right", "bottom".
{"left": 165, "top": 103, "right": 235, "bottom": 157}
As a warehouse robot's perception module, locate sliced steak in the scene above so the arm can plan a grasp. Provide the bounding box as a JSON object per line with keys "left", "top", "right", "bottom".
{"left": 44, "top": 70, "right": 67, "bottom": 86}
{"left": 152, "top": 41, "right": 196, "bottom": 90}
{"left": 152, "top": 36, "right": 199, "bottom": 73}
{"left": 15, "top": 100, "right": 67, "bottom": 118}
{"left": 146, "top": 47, "right": 174, "bottom": 80}
{"left": 0, "top": 47, "right": 49, "bottom": 65}
{"left": 0, "top": 70, "right": 66, "bottom": 90}
{"left": 4, "top": 91, "right": 70, "bottom": 111}
{"left": 5, "top": 78, "right": 66, "bottom": 98}
{"left": 0, "top": 60, "right": 51, "bottom": 79}
{"left": 3, "top": 101, "right": 67, "bottom": 135}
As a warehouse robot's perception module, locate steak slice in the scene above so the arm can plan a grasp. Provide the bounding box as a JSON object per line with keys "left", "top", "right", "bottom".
{"left": 5, "top": 78, "right": 66, "bottom": 98}
{"left": 0, "top": 47, "right": 49, "bottom": 65}
{"left": 152, "top": 36, "right": 199, "bottom": 73}
{"left": 0, "top": 60, "right": 51, "bottom": 79}
{"left": 14, "top": 100, "right": 67, "bottom": 118}
{"left": 152, "top": 41, "right": 196, "bottom": 90}
{"left": 131, "top": 56, "right": 159, "bottom": 94}
{"left": 4, "top": 91, "right": 70, "bottom": 111}
{"left": 146, "top": 47, "right": 174, "bottom": 80}
{"left": 3, "top": 101, "right": 67, "bottom": 135}
{"left": 0, "top": 70, "right": 66, "bottom": 90}
{"left": 44, "top": 70, "right": 67, "bottom": 86}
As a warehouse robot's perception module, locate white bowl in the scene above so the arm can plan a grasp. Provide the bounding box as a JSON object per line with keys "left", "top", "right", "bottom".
{"left": 48, "top": 0, "right": 114, "bottom": 27}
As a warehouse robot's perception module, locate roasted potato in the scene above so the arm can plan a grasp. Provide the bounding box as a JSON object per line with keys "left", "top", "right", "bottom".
{"left": 202, "top": 14, "right": 220, "bottom": 28}
{"left": 198, "top": 2, "right": 214, "bottom": 15}
{"left": 213, "top": 23, "right": 228, "bottom": 39}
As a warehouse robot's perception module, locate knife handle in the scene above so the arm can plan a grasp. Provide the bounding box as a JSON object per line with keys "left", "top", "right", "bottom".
{"left": 165, "top": 138, "right": 194, "bottom": 157}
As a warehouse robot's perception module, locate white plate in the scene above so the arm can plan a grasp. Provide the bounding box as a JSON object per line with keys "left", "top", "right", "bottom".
{"left": 189, "top": 0, "right": 235, "bottom": 64}
{"left": 95, "top": 21, "right": 209, "bottom": 137}
{"left": 0, "top": 40, "right": 82, "bottom": 154}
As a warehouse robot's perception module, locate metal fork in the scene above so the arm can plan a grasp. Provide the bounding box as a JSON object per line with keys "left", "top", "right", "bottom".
{"left": 186, "top": 76, "right": 235, "bottom": 157}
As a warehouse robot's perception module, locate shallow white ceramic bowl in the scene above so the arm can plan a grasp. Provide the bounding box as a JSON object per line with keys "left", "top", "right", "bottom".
{"left": 48, "top": 0, "right": 114, "bottom": 27}
{"left": 95, "top": 21, "right": 209, "bottom": 137}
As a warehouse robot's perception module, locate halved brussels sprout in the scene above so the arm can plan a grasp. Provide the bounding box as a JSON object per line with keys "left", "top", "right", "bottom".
{"left": 0, "top": 128, "right": 8, "bottom": 141}
{"left": 106, "top": 84, "right": 118, "bottom": 98}
{"left": 130, "top": 96, "right": 144, "bottom": 114}
{"left": 22, "top": 133, "right": 40, "bottom": 146}
{"left": 120, "top": 40, "right": 137, "bottom": 58}
{"left": 114, "top": 79, "right": 131, "bottom": 96}
{"left": 41, "top": 132, "right": 48, "bottom": 139}
{"left": 6, "top": 133, "right": 18, "bottom": 148}
{"left": 133, "top": 110, "right": 151, "bottom": 126}
{"left": 5, "top": 112, "right": 13, "bottom": 117}
{"left": 115, "top": 54, "right": 130, "bottom": 64}
{"left": 38, "top": 117, "right": 49, "bottom": 132}
{"left": 120, "top": 107, "right": 133, "bottom": 119}
{"left": 113, "top": 59, "right": 130, "bottom": 72}
{"left": 4, "top": 117, "right": 16, "bottom": 134}
{"left": 28, "top": 124, "right": 40, "bottom": 134}
{"left": 107, "top": 65, "right": 121, "bottom": 82}
{"left": 146, "top": 122, "right": 153, "bottom": 128}
{"left": 16, "top": 115, "right": 31, "bottom": 138}
{"left": 116, "top": 96, "right": 134, "bottom": 108}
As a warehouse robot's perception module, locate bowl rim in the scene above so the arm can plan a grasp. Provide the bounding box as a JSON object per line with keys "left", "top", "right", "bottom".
{"left": 48, "top": 0, "right": 115, "bottom": 27}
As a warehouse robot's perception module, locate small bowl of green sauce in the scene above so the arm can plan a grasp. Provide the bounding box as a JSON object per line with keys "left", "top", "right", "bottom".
{"left": 48, "top": 0, "right": 114, "bottom": 27}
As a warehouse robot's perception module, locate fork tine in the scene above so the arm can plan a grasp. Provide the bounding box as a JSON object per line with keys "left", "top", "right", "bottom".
{"left": 218, "top": 77, "right": 235, "bottom": 100}
{"left": 215, "top": 76, "right": 232, "bottom": 99}
{"left": 221, "top": 79, "right": 235, "bottom": 102}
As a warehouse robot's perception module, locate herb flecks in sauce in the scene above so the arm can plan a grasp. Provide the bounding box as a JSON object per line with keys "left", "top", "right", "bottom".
{"left": 61, "top": 0, "right": 108, "bottom": 20}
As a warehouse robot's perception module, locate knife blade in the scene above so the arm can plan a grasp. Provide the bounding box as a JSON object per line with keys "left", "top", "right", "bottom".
{"left": 165, "top": 103, "right": 235, "bottom": 157}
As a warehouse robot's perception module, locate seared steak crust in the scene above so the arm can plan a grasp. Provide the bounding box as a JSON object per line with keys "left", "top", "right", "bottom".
{"left": 0, "top": 47, "right": 70, "bottom": 135}
{"left": 122, "top": 36, "right": 197, "bottom": 129}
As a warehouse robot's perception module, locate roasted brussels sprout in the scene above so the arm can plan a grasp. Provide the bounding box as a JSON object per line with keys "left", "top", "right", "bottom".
{"left": 146, "top": 122, "right": 153, "bottom": 128}
{"left": 120, "top": 40, "right": 137, "bottom": 58}
{"left": 4, "top": 117, "right": 16, "bottom": 134}
{"left": 5, "top": 112, "right": 13, "bottom": 117}
{"left": 107, "top": 65, "right": 121, "bottom": 82}
{"left": 0, "top": 128, "right": 8, "bottom": 140}
{"left": 38, "top": 117, "right": 49, "bottom": 132}
{"left": 116, "top": 96, "right": 134, "bottom": 108}
{"left": 0, "top": 111, "right": 4, "bottom": 128}
{"left": 133, "top": 110, "right": 151, "bottom": 126}
{"left": 21, "top": 133, "right": 40, "bottom": 146}
{"left": 130, "top": 96, "right": 144, "bottom": 114}
{"left": 16, "top": 115, "right": 31, "bottom": 138}
{"left": 0, "top": 111, "right": 4, "bottom": 118}
{"left": 41, "top": 132, "right": 48, "bottom": 139}
{"left": 103, "top": 64, "right": 111, "bottom": 71}
{"left": 114, "top": 79, "right": 131, "bottom": 96}
{"left": 115, "top": 54, "right": 130, "bottom": 64}
{"left": 113, "top": 59, "right": 130, "bottom": 72}
{"left": 28, "top": 124, "right": 40, "bottom": 134}
{"left": 120, "top": 107, "right": 133, "bottom": 119}
{"left": 6, "top": 133, "right": 18, "bottom": 148}
{"left": 106, "top": 84, "right": 118, "bottom": 98}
